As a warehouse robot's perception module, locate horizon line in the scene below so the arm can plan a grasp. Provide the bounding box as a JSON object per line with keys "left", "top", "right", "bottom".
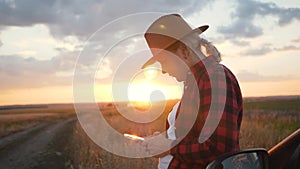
{"left": 1, "top": 95, "right": 300, "bottom": 107}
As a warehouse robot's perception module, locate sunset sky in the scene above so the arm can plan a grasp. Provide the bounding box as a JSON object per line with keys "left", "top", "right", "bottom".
{"left": 0, "top": 0, "right": 300, "bottom": 106}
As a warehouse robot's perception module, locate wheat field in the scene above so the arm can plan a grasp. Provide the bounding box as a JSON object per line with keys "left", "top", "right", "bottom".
{"left": 65, "top": 98, "right": 300, "bottom": 169}
{"left": 1, "top": 98, "right": 298, "bottom": 168}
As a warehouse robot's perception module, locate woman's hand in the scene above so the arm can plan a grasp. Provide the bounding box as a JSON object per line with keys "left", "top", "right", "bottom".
{"left": 142, "top": 131, "right": 173, "bottom": 158}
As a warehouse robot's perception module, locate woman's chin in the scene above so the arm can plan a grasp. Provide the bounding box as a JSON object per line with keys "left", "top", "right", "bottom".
{"left": 174, "top": 76, "right": 184, "bottom": 82}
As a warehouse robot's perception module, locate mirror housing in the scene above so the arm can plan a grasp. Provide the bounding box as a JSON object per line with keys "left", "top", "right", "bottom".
{"left": 206, "top": 148, "right": 269, "bottom": 169}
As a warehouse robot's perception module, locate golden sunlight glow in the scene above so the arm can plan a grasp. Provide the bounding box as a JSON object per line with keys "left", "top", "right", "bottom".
{"left": 143, "top": 67, "right": 158, "bottom": 80}
{"left": 93, "top": 59, "right": 185, "bottom": 105}
{"left": 128, "top": 81, "right": 163, "bottom": 102}
{"left": 127, "top": 101, "right": 152, "bottom": 111}
{"left": 0, "top": 86, "right": 73, "bottom": 106}
{"left": 127, "top": 82, "right": 157, "bottom": 110}
{"left": 124, "top": 133, "right": 144, "bottom": 141}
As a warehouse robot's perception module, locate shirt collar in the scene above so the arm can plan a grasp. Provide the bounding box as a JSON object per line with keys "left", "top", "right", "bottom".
{"left": 189, "top": 56, "right": 218, "bottom": 77}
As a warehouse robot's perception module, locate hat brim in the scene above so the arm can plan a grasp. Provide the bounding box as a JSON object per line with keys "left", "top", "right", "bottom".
{"left": 141, "top": 25, "right": 209, "bottom": 69}
{"left": 141, "top": 56, "right": 157, "bottom": 69}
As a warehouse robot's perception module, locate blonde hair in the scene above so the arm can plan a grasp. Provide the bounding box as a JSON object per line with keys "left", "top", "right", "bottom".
{"left": 182, "top": 32, "right": 222, "bottom": 62}
{"left": 199, "top": 38, "right": 221, "bottom": 62}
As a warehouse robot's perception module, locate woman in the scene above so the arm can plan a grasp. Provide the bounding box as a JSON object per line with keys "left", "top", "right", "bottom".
{"left": 142, "top": 14, "right": 243, "bottom": 169}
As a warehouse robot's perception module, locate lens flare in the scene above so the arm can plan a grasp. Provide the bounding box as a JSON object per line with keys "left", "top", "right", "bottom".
{"left": 143, "top": 67, "right": 158, "bottom": 80}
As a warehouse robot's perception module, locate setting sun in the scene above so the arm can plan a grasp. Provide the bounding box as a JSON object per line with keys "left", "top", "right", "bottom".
{"left": 128, "top": 67, "right": 182, "bottom": 103}
{"left": 128, "top": 81, "right": 165, "bottom": 102}
{"left": 143, "top": 67, "right": 159, "bottom": 80}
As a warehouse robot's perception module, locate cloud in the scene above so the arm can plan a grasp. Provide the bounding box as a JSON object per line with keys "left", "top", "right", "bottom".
{"left": 276, "top": 7, "right": 300, "bottom": 26}
{"left": 0, "top": 0, "right": 57, "bottom": 26}
{"left": 0, "top": 36, "right": 150, "bottom": 90}
{"left": 218, "top": 20, "right": 263, "bottom": 38}
{"left": 230, "top": 39, "right": 250, "bottom": 46}
{"left": 217, "top": 0, "right": 300, "bottom": 39}
{"left": 0, "top": 0, "right": 214, "bottom": 39}
{"left": 0, "top": 52, "right": 77, "bottom": 89}
{"left": 292, "top": 37, "right": 300, "bottom": 43}
{"left": 237, "top": 70, "right": 294, "bottom": 82}
{"left": 242, "top": 46, "right": 272, "bottom": 56}
{"left": 2, "top": 0, "right": 299, "bottom": 92}
{"left": 275, "top": 45, "right": 300, "bottom": 52}
{"left": 240, "top": 43, "right": 300, "bottom": 56}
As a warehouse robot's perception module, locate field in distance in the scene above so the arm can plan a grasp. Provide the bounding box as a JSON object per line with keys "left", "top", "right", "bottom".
{"left": 0, "top": 104, "right": 76, "bottom": 138}
{"left": 0, "top": 96, "right": 299, "bottom": 168}
{"left": 69, "top": 96, "right": 300, "bottom": 168}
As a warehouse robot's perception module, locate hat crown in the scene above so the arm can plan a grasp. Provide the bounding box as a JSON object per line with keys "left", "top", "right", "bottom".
{"left": 141, "top": 14, "right": 209, "bottom": 69}
{"left": 144, "top": 14, "right": 208, "bottom": 52}
{"left": 145, "top": 14, "right": 194, "bottom": 40}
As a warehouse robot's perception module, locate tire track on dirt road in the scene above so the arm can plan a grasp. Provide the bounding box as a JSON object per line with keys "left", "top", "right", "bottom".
{"left": 0, "top": 117, "right": 76, "bottom": 169}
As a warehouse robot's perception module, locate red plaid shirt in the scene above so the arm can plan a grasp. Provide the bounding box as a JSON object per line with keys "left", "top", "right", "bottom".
{"left": 168, "top": 56, "right": 243, "bottom": 169}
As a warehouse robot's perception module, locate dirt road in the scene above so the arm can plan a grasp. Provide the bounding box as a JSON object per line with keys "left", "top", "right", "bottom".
{"left": 0, "top": 118, "right": 76, "bottom": 169}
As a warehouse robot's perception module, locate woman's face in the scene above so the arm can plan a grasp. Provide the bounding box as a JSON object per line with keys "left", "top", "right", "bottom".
{"left": 156, "top": 48, "right": 189, "bottom": 82}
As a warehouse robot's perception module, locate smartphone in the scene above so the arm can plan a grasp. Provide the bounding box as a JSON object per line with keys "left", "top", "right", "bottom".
{"left": 124, "top": 133, "right": 144, "bottom": 141}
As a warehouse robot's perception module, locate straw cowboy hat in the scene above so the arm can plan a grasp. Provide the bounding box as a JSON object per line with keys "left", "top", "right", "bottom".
{"left": 142, "top": 14, "right": 209, "bottom": 69}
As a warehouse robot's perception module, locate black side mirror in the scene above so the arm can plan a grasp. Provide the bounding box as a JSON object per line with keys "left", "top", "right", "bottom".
{"left": 206, "top": 148, "right": 269, "bottom": 169}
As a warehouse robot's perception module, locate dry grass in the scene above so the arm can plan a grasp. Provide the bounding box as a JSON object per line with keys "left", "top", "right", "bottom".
{"left": 0, "top": 105, "right": 76, "bottom": 138}
{"left": 240, "top": 110, "right": 299, "bottom": 149}
{"left": 1, "top": 98, "right": 299, "bottom": 168}
{"left": 67, "top": 100, "right": 178, "bottom": 169}
{"left": 240, "top": 99, "right": 300, "bottom": 149}
{"left": 67, "top": 98, "right": 300, "bottom": 169}
{"left": 67, "top": 122, "right": 158, "bottom": 169}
